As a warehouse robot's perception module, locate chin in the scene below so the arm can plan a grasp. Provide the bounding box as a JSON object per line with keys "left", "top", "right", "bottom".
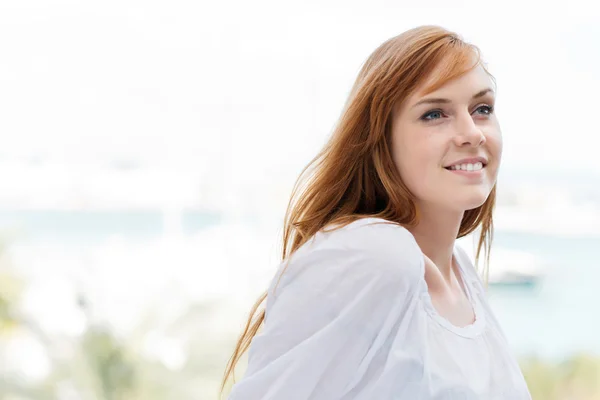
{"left": 447, "top": 190, "right": 491, "bottom": 212}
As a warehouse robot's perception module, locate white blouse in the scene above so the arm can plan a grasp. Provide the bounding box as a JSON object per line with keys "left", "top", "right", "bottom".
{"left": 228, "top": 217, "right": 531, "bottom": 399}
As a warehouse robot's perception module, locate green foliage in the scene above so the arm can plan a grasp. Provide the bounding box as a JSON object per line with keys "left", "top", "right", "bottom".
{"left": 81, "top": 326, "right": 137, "bottom": 400}
{"left": 521, "top": 353, "right": 600, "bottom": 400}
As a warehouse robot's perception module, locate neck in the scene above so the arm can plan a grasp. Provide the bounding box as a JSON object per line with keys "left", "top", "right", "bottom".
{"left": 408, "top": 204, "right": 463, "bottom": 283}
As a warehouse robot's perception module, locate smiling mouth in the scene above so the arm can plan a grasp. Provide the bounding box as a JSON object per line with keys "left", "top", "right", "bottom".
{"left": 444, "top": 162, "right": 485, "bottom": 172}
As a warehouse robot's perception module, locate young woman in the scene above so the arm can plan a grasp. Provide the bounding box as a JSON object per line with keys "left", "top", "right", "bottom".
{"left": 221, "top": 25, "right": 532, "bottom": 399}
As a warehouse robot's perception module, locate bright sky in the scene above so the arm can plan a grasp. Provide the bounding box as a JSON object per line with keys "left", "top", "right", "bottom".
{"left": 0, "top": 0, "right": 598, "bottom": 182}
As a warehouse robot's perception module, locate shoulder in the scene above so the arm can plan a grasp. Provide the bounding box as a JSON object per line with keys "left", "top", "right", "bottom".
{"left": 318, "top": 217, "right": 422, "bottom": 262}
{"left": 267, "top": 217, "right": 425, "bottom": 320}
{"left": 273, "top": 217, "right": 424, "bottom": 294}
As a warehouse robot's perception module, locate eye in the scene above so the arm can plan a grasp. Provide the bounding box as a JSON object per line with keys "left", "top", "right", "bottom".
{"left": 474, "top": 104, "right": 494, "bottom": 116}
{"left": 420, "top": 109, "right": 445, "bottom": 121}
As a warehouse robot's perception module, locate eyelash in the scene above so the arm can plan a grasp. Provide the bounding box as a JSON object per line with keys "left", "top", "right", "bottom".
{"left": 420, "top": 105, "right": 495, "bottom": 122}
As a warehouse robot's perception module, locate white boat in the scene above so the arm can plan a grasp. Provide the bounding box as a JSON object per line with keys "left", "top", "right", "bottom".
{"left": 487, "top": 248, "right": 545, "bottom": 287}
{"left": 456, "top": 239, "right": 545, "bottom": 288}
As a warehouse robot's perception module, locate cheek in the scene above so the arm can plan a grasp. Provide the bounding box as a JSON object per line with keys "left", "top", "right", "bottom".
{"left": 486, "top": 135, "right": 503, "bottom": 176}
{"left": 496, "top": 135, "right": 503, "bottom": 157}
{"left": 486, "top": 124, "right": 503, "bottom": 158}
{"left": 484, "top": 129, "right": 503, "bottom": 181}
{"left": 394, "top": 140, "right": 439, "bottom": 195}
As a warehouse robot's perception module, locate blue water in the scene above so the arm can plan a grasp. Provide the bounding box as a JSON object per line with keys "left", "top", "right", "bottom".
{"left": 0, "top": 209, "right": 598, "bottom": 360}
{"left": 0, "top": 209, "right": 223, "bottom": 243}
{"left": 490, "top": 231, "right": 600, "bottom": 360}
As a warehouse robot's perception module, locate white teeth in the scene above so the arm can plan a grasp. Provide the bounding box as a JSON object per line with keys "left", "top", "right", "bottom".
{"left": 449, "top": 162, "right": 483, "bottom": 171}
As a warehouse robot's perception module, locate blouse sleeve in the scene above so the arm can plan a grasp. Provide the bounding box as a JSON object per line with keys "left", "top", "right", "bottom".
{"left": 227, "top": 220, "right": 424, "bottom": 400}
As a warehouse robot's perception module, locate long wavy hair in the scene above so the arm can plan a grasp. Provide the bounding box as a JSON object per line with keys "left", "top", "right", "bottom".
{"left": 220, "top": 25, "right": 496, "bottom": 396}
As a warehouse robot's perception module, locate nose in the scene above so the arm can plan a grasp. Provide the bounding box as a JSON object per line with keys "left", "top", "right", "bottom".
{"left": 452, "top": 113, "right": 486, "bottom": 147}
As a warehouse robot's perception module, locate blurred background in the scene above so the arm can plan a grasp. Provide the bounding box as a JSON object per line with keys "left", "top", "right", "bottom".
{"left": 0, "top": 0, "right": 599, "bottom": 399}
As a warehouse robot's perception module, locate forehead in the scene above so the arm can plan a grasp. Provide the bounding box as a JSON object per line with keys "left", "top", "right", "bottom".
{"left": 411, "top": 64, "right": 493, "bottom": 101}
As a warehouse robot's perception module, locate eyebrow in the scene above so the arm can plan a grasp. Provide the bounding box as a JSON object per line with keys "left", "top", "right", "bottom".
{"left": 411, "top": 88, "right": 495, "bottom": 109}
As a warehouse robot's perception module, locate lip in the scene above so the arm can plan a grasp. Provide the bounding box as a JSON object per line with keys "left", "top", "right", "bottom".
{"left": 446, "top": 168, "right": 485, "bottom": 179}
{"left": 444, "top": 157, "right": 488, "bottom": 169}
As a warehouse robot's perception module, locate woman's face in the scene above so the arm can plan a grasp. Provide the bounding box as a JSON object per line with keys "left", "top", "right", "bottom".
{"left": 390, "top": 64, "right": 502, "bottom": 213}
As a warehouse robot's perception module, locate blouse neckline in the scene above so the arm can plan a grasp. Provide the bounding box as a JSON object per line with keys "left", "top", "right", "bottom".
{"left": 418, "top": 245, "right": 487, "bottom": 338}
